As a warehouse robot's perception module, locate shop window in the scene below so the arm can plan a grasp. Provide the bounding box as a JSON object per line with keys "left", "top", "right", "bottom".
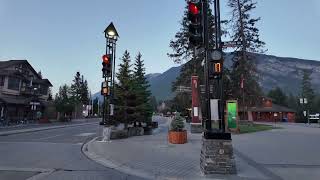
{"left": 8, "top": 77, "right": 20, "bottom": 91}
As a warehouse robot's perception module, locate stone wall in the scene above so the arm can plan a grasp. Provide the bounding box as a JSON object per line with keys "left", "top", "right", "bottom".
{"left": 200, "top": 137, "right": 237, "bottom": 175}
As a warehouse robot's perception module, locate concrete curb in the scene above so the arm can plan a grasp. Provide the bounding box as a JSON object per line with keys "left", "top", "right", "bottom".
{"left": 0, "top": 122, "right": 97, "bottom": 136}
{"left": 81, "top": 136, "right": 156, "bottom": 180}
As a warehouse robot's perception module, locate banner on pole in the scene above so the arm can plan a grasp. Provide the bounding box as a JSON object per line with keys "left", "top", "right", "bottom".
{"left": 226, "top": 100, "right": 239, "bottom": 131}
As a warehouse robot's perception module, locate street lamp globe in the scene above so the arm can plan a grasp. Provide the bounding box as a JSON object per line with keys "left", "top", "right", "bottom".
{"left": 104, "top": 22, "right": 119, "bottom": 40}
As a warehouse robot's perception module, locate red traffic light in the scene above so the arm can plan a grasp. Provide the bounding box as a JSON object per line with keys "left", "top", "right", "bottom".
{"left": 189, "top": 2, "right": 200, "bottom": 15}
{"left": 102, "top": 55, "right": 110, "bottom": 64}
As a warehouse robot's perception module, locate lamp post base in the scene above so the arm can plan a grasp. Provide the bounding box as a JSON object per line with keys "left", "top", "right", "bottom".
{"left": 200, "top": 132, "right": 236, "bottom": 175}
{"left": 190, "top": 123, "right": 203, "bottom": 133}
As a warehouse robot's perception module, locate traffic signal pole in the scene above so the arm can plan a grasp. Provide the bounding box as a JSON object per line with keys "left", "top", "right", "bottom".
{"left": 203, "top": 0, "right": 212, "bottom": 132}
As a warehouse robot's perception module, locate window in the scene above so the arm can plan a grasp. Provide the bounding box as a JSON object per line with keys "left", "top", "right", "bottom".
{"left": 40, "top": 86, "right": 48, "bottom": 95}
{"left": 0, "top": 76, "right": 4, "bottom": 86}
{"left": 7, "top": 77, "right": 20, "bottom": 91}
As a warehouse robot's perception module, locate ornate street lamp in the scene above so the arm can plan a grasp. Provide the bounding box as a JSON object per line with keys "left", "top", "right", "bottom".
{"left": 100, "top": 22, "right": 119, "bottom": 126}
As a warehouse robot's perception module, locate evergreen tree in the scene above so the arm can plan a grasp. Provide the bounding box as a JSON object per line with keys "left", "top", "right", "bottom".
{"left": 287, "top": 93, "right": 298, "bottom": 111}
{"left": 70, "top": 72, "right": 82, "bottom": 103}
{"left": 227, "top": 0, "right": 265, "bottom": 107}
{"left": 168, "top": 0, "right": 217, "bottom": 64}
{"left": 80, "top": 78, "right": 89, "bottom": 104}
{"left": 300, "top": 69, "right": 315, "bottom": 112}
{"left": 168, "top": 1, "right": 219, "bottom": 118}
{"left": 133, "top": 52, "right": 153, "bottom": 125}
{"left": 150, "top": 96, "right": 158, "bottom": 112}
{"left": 115, "top": 50, "right": 137, "bottom": 127}
{"left": 54, "top": 84, "right": 74, "bottom": 119}
{"left": 267, "top": 87, "right": 287, "bottom": 106}
{"left": 70, "top": 72, "right": 89, "bottom": 105}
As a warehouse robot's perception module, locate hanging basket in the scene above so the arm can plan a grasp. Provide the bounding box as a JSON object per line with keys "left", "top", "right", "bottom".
{"left": 168, "top": 130, "right": 187, "bottom": 144}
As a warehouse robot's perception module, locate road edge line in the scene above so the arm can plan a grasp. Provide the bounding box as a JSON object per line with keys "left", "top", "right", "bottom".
{"left": 81, "top": 136, "right": 155, "bottom": 180}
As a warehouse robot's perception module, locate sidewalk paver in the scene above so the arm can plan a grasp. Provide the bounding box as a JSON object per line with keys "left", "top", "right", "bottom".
{"left": 84, "top": 117, "right": 270, "bottom": 180}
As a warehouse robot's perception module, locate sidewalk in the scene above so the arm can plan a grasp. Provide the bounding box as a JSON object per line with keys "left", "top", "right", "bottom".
{"left": 83, "top": 117, "right": 273, "bottom": 180}
{"left": 0, "top": 118, "right": 99, "bottom": 136}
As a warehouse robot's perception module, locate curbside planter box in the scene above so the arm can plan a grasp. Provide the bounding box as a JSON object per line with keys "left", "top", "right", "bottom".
{"left": 168, "top": 130, "right": 187, "bottom": 144}
{"left": 110, "top": 129, "right": 128, "bottom": 139}
{"left": 128, "top": 127, "right": 144, "bottom": 137}
{"left": 143, "top": 127, "right": 153, "bottom": 135}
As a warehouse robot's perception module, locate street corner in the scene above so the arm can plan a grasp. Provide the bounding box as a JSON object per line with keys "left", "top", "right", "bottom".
{"left": 82, "top": 136, "right": 155, "bottom": 180}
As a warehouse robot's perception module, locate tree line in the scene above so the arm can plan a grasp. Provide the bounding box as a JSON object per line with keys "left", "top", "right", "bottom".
{"left": 113, "top": 51, "right": 153, "bottom": 127}
{"left": 268, "top": 70, "right": 320, "bottom": 123}
{"left": 54, "top": 72, "right": 89, "bottom": 120}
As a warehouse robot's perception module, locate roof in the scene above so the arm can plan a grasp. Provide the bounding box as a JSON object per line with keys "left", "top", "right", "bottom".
{"left": 33, "top": 79, "right": 53, "bottom": 87}
{"left": 0, "top": 60, "right": 53, "bottom": 87}
{"left": 0, "top": 60, "right": 41, "bottom": 79}
{"left": 248, "top": 104, "right": 296, "bottom": 113}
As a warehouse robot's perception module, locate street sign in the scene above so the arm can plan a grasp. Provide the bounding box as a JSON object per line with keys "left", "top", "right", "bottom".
{"left": 210, "top": 99, "right": 219, "bottom": 121}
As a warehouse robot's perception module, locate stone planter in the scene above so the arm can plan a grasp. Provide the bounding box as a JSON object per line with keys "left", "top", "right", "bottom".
{"left": 168, "top": 130, "right": 187, "bottom": 144}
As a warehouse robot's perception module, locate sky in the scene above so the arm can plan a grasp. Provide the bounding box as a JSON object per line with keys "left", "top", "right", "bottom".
{"left": 0, "top": 0, "right": 320, "bottom": 94}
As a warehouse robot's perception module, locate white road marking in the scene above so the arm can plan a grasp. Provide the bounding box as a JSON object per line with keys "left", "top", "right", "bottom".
{"left": 75, "top": 133, "right": 96, "bottom": 137}
{"left": 33, "top": 134, "right": 66, "bottom": 141}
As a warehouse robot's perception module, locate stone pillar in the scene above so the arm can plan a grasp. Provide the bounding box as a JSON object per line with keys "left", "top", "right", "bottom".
{"left": 200, "top": 136, "right": 237, "bottom": 175}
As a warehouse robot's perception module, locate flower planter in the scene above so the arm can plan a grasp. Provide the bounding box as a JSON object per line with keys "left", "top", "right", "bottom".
{"left": 168, "top": 130, "right": 187, "bottom": 144}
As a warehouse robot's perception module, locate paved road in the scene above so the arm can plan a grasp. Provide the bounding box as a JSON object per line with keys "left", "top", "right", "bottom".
{"left": 0, "top": 122, "right": 145, "bottom": 180}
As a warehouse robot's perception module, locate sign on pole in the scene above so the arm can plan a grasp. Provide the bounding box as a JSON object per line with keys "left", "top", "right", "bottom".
{"left": 226, "top": 100, "right": 239, "bottom": 132}
{"left": 210, "top": 99, "right": 219, "bottom": 121}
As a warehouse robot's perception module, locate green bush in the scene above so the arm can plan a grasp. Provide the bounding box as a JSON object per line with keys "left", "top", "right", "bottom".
{"left": 170, "top": 113, "right": 185, "bottom": 132}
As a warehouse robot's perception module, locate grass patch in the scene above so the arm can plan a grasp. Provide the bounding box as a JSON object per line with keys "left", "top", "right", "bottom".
{"left": 239, "top": 124, "right": 277, "bottom": 134}
{"left": 208, "top": 122, "right": 281, "bottom": 134}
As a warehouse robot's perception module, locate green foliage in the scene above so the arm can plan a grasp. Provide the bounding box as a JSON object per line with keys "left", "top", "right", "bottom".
{"left": 301, "top": 69, "right": 315, "bottom": 111}
{"left": 115, "top": 50, "right": 138, "bottom": 126}
{"left": 54, "top": 84, "right": 74, "bottom": 115}
{"left": 167, "top": 0, "right": 217, "bottom": 64}
{"left": 268, "top": 87, "right": 287, "bottom": 106}
{"left": 70, "top": 72, "right": 89, "bottom": 105}
{"left": 239, "top": 124, "right": 277, "bottom": 134}
{"left": 170, "top": 113, "right": 185, "bottom": 132}
{"left": 228, "top": 0, "right": 265, "bottom": 106}
{"left": 132, "top": 52, "right": 153, "bottom": 125}
{"left": 150, "top": 96, "right": 158, "bottom": 112}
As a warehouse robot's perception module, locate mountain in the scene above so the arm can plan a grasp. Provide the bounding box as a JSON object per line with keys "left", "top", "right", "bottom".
{"left": 146, "top": 53, "right": 320, "bottom": 101}
{"left": 146, "top": 66, "right": 182, "bottom": 101}
{"left": 91, "top": 67, "right": 182, "bottom": 102}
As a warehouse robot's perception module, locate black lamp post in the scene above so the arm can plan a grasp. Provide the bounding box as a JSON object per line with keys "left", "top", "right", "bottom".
{"left": 100, "top": 22, "right": 119, "bottom": 125}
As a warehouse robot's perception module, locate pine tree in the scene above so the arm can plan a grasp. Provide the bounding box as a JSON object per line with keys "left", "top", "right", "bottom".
{"left": 168, "top": 0, "right": 217, "bottom": 64}
{"left": 227, "top": 0, "right": 265, "bottom": 107}
{"left": 70, "top": 72, "right": 82, "bottom": 103}
{"left": 115, "top": 50, "right": 137, "bottom": 127}
{"left": 300, "top": 69, "right": 315, "bottom": 112}
{"left": 268, "top": 87, "right": 287, "bottom": 106}
{"left": 80, "top": 78, "right": 89, "bottom": 104}
{"left": 133, "top": 52, "right": 153, "bottom": 126}
{"left": 70, "top": 72, "right": 89, "bottom": 105}
{"left": 54, "top": 84, "right": 74, "bottom": 118}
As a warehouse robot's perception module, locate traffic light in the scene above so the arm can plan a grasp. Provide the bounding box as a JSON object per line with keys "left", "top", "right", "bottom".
{"left": 102, "top": 54, "right": 112, "bottom": 77}
{"left": 209, "top": 49, "right": 223, "bottom": 79}
{"left": 188, "top": 0, "right": 203, "bottom": 47}
{"left": 101, "top": 81, "right": 110, "bottom": 96}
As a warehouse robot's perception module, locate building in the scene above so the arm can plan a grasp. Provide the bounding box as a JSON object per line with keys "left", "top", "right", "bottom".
{"left": 241, "top": 97, "right": 296, "bottom": 123}
{"left": 0, "top": 60, "right": 53, "bottom": 123}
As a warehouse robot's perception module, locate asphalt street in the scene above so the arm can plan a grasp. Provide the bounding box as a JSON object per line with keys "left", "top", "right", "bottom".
{"left": 0, "top": 122, "right": 146, "bottom": 180}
